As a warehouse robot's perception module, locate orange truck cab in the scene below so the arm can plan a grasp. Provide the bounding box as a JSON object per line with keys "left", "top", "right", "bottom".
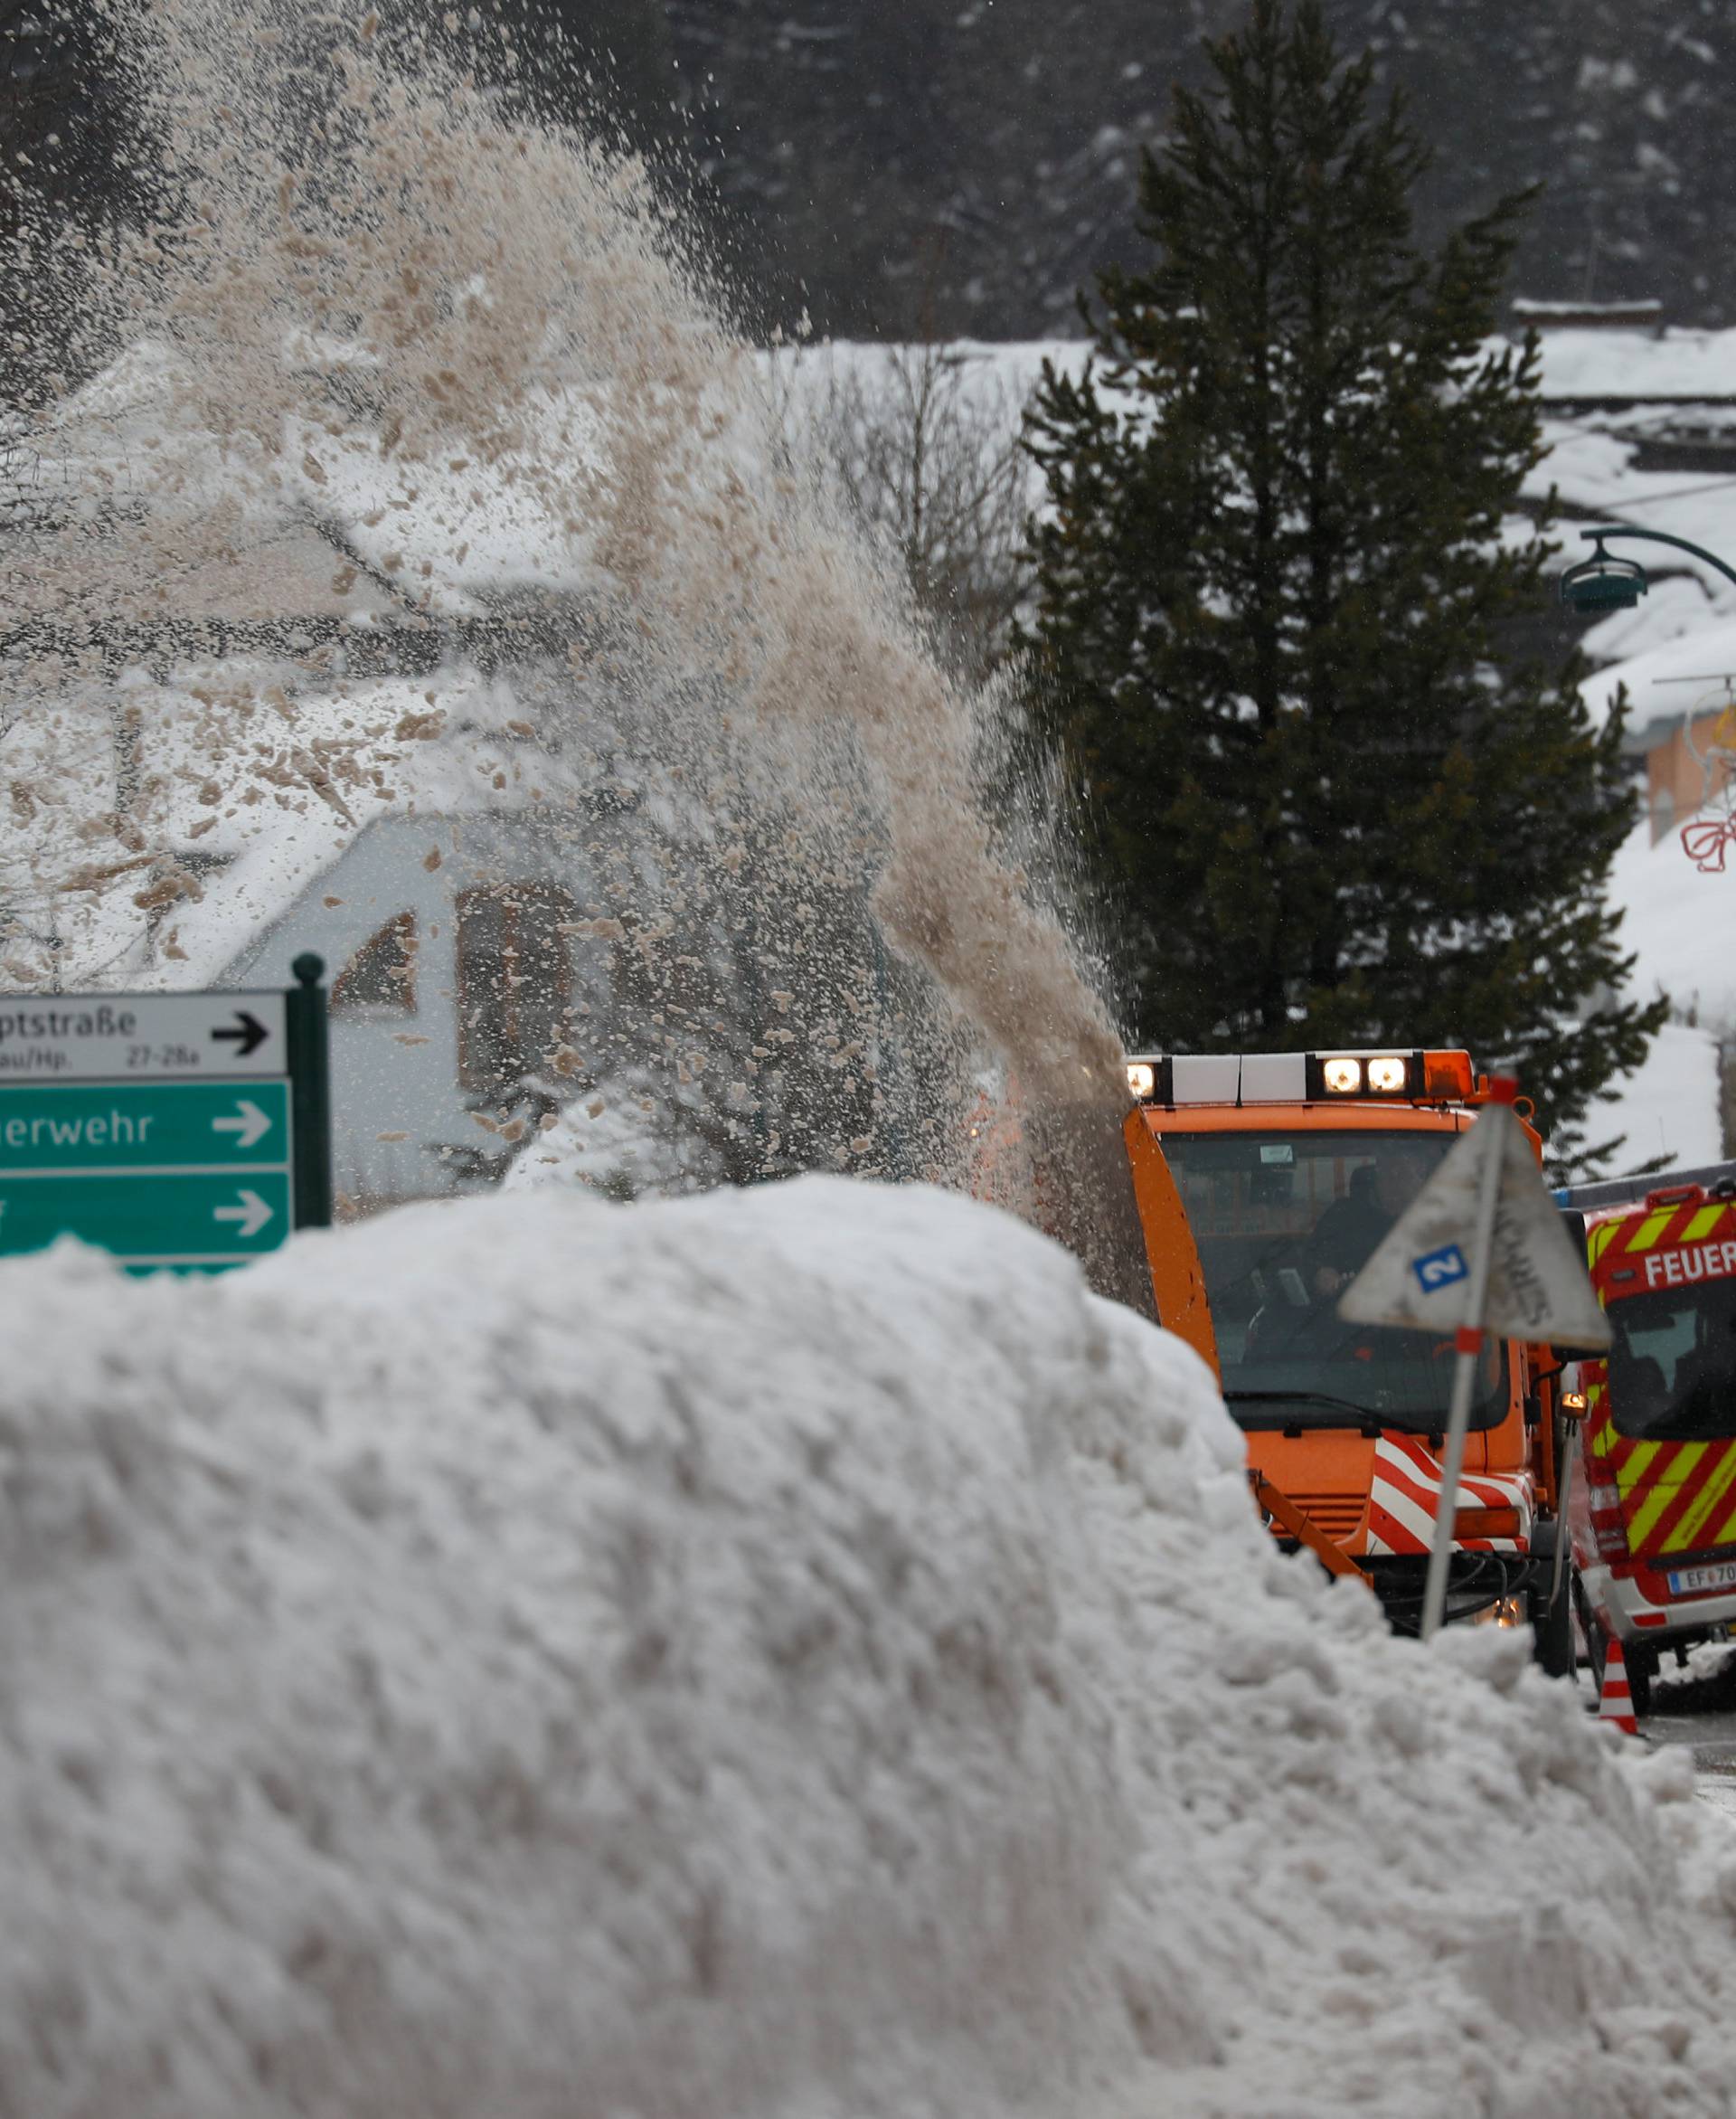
{"left": 1561, "top": 1162, "right": 1736, "bottom": 1717}
{"left": 1123, "top": 1047, "right": 1575, "bottom": 1665}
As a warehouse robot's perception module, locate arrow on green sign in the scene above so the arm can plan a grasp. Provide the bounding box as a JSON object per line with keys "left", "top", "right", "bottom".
{"left": 212, "top": 1187, "right": 275, "bottom": 1239}
{"left": 211, "top": 1099, "right": 273, "bottom": 1150}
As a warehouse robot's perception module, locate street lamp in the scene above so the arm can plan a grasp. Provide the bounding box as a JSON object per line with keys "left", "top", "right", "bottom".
{"left": 1561, "top": 524, "right": 1736, "bottom": 614}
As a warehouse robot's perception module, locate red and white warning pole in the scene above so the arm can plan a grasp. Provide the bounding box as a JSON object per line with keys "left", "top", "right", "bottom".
{"left": 1420, "top": 1076, "right": 1519, "bottom": 1641}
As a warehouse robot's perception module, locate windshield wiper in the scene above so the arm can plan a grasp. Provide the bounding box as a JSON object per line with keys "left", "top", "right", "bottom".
{"left": 1223, "top": 1389, "right": 1388, "bottom": 1435}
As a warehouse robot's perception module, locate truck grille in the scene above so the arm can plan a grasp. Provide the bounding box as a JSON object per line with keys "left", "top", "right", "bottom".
{"left": 1289, "top": 1494, "right": 1363, "bottom": 1542}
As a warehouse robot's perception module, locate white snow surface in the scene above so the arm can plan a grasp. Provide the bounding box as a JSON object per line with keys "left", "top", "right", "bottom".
{"left": 1575, "top": 809, "right": 1731, "bottom": 1173}
{"left": 1529, "top": 326, "right": 1736, "bottom": 402}
{"left": 1604, "top": 810, "right": 1736, "bottom": 1037}
{"left": 1588, "top": 1017, "right": 1724, "bottom": 1173}
{"left": 5, "top": 1178, "right": 1736, "bottom": 2117}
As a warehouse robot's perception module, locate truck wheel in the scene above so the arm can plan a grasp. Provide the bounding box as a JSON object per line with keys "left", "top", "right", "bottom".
{"left": 1529, "top": 1570, "right": 1575, "bottom": 1679}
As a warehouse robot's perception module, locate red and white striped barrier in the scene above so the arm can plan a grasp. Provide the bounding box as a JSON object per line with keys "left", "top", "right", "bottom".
{"left": 1364, "top": 1432, "right": 1533, "bottom": 1557}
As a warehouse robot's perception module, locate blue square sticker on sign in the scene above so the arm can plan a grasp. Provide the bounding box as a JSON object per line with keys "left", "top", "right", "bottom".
{"left": 1412, "top": 1243, "right": 1469, "bottom": 1293}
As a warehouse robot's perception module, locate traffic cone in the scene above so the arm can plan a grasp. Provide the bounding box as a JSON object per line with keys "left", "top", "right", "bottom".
{"left": 1598, "top": 1635, "right": 1638, "bottom": 1736}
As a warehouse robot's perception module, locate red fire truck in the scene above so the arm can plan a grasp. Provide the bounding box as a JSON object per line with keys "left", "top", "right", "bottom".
{"left": 1563, "top": 1162, "right": 1736, "bottom": 1717}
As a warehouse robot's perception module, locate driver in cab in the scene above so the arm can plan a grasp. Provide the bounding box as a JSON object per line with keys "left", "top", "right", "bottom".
{"left": 1308, "top": 1143, "right": 1435, "bottom": 1302}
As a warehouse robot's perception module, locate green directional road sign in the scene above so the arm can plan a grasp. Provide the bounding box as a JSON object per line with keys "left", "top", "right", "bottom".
{"left": 0, "top": 1170, "right": 293, "bottom": 1267}
{"left": 0, "top": 1082, "right": 291, "bottom": 1172}
{"left": 0, "top": 960, "right": 330, "bottom": 1273}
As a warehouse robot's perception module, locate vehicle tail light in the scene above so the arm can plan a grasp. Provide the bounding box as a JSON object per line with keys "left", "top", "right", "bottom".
{"left": 1455, "top": 1506, "right": 1522, "bottom": 1541}
{"left": 1587, "top": 1480, "right": 1628, "bottom": 1562}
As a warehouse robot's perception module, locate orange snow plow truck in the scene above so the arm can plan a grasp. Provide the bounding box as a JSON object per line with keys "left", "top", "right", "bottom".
{"left": 1122, "top": 1048, "right": 1581, "bottom": 1667}
{"left": 1561, "top": 1162, "right": 1736, "bottom": 1717}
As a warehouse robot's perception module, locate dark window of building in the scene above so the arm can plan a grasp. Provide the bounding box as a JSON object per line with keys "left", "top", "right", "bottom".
{"left": 457, "top": 883, "right": 578, "bottom": 1090}
{"left": 332, "top": 911, "right": 418, "bottom": 1016}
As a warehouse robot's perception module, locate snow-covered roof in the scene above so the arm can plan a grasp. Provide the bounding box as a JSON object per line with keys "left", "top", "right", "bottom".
{"left": 1528, "top": 324, "right": 1736, "bottom": 403}
{"left": 0, "top": 328, "right": 648, "bottom": 996}
{"left": 2, "top": 656, "right": 567, "bottom": 997}
{"left": 1580, "top": 620, "right": 1736, "bottom": 734}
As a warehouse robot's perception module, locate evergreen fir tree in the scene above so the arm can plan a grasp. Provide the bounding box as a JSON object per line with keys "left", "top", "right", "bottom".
{"left": 1023, "top": 0, "right": 1661, "bottom": 1150}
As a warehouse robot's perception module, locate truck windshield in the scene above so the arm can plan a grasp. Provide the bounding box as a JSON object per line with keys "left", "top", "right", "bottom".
{"left": 1606, "top": 1275, "right": 1736, "bottom": 1441}
{"left": 1160, "top": 1128, "right": 1507, "bottom": 1433}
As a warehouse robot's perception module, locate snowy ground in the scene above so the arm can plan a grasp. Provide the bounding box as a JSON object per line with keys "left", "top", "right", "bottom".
{"left": 1642, "top": 1647, "right": 1736, "bottom": 1828}
{"left": 1588, "top": 1012, "right": 1724, "bottom": 1173}
{"left": 7, "top": 1179, "right": 1736, "bottom": 2117}
{"left": 1601, "top": 813, "right": 1736, "bottom": 1036}
{"left": 1578, "top": 774, "right": 1731, "bottom": 1176}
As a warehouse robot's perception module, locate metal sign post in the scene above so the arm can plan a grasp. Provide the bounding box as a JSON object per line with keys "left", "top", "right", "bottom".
{"left": 287, "top": 955, "right": 334, "bottom": 1231}
{"left": 1338, "top": 1074, "right": 1611, "bottom": 1645}
{"left": 0, "top": 959, "right": 331, "bottom": 1272}
{"left": 1419, "top": 1086, "right": 1511, "bottom": 1640}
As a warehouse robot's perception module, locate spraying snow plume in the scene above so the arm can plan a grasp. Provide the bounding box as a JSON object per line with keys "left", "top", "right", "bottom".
{"left": 2, "top": 0, "right": 1146, "bottom": 1287}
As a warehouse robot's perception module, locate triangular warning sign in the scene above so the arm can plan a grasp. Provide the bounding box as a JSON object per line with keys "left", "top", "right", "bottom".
{"left": 1338, "top": 1103, "right": 1610, "bottom": 1348}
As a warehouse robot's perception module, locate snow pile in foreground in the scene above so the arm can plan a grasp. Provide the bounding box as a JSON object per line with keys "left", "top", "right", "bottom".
{"left": 4, "top": 1181, "right": 1736, "bottom": 2119}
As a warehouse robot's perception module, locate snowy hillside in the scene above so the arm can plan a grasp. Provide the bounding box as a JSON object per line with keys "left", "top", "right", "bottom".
{"left": 1601, "top": 807, "right": 1736, "bottom": 1034}
{"left": 5, "top": 1179, "right": 1736, "bottom": 2116}
{"left": 1544, "top": 326, "right": 1736, "bottom": 1167}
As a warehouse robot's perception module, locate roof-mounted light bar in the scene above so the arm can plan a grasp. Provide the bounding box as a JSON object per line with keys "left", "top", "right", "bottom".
{"left": 1124, "top": 1048, "right": 1477, "bottom": 1107}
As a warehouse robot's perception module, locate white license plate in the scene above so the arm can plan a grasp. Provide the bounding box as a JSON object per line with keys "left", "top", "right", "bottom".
{"left": 1667, "top": 1559, "right": 1736, "bottom": 1594}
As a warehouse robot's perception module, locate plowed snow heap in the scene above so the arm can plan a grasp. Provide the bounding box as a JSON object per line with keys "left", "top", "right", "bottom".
{"left": 4, "top": 1180, "right": 1735, "bottom": 2118}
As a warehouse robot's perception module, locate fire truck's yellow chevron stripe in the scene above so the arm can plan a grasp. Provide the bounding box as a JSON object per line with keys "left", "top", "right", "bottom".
{"left": 1626, "top": 1211, "right": 1678, "bottom": 1253}
{"left": 1590, "top": 1222, "right": 1624, "bottom": 1264}
{"left": 1627, "top": 1445, "right": 1709, "bottom": 1549}
{"left": 1711, "top": 1495, "right": 1736, "bottom": 1549}
{"left": 1613, "top": 1438, "right": 1659, "bottom": 1486}
{"left": 1665, "top": 1448, "right": 1736, "bottom": 1554}
{"left": 1684, "top": 1206, "right": 1729, "bottom": 1243}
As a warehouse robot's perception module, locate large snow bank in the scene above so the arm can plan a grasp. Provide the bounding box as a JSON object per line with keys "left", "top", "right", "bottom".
{"left": 5, "top": 1180, "right": 1736, "bottom": 2117}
